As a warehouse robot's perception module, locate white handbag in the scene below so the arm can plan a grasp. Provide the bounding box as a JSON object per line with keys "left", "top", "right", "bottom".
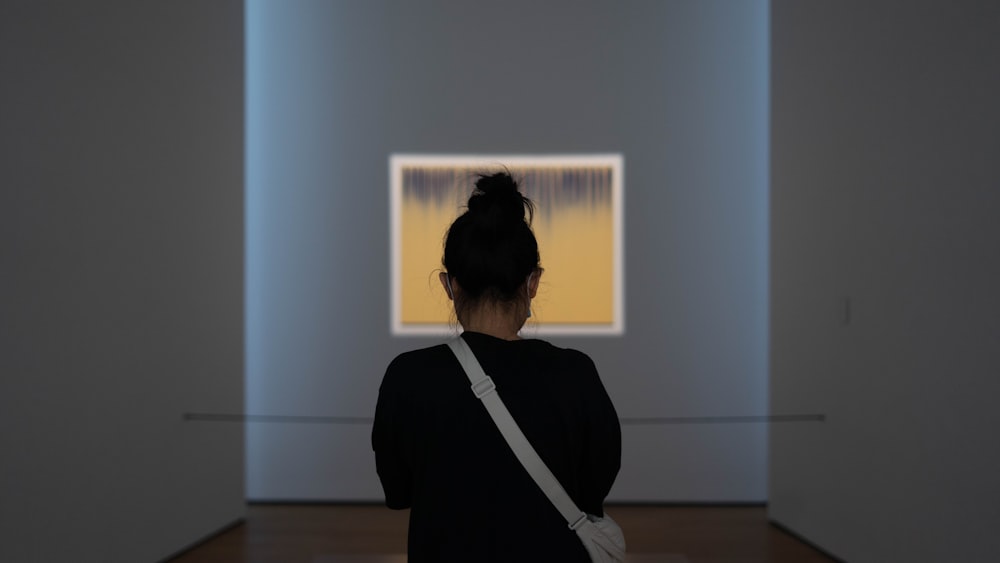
{"left": 447, "top": 338, "right": 626, "bottom": 563}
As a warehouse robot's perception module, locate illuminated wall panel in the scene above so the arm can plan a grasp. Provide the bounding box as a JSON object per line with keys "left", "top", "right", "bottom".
{"left": 247, "top": 0, "right": 770, "bottom": 503}
{"left": 391, "top": 154, "right": 624, "bottom": 336}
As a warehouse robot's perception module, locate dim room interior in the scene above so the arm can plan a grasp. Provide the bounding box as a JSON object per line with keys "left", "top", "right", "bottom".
{"left": 2, "top": 1, "right": 998, "bottom": 562}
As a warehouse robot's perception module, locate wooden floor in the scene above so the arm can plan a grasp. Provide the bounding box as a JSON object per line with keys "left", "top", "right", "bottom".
{"left": 168, "top": 504, "right": 838, "bottom": 563}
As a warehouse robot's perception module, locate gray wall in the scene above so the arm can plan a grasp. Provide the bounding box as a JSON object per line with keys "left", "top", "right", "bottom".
{"left": 0, "top": 2, "right": 245, "bottom": 562}
{"left": 770, "top": 1, "right": 1000, "bottom": 561}
{"left": 247, "top": 0, "right": 770, "bottom": 501}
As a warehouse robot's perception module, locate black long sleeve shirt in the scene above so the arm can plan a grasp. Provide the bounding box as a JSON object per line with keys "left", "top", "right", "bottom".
{"left": 373, "top": 331, "right": 621, "bottom": 562}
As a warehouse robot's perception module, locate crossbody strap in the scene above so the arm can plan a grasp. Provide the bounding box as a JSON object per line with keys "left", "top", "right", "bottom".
{"left": 447, "top": 337, "right": 590, "bottom": 530}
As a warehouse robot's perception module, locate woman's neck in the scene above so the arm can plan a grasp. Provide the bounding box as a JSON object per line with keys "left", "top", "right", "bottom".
{"left": 459, "top": 304, "right": 524, "bottom": 341}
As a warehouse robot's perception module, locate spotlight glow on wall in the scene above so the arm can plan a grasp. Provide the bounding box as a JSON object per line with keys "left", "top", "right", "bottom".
{"left": 390, "top": 154, "right": 624, "bottom": 336}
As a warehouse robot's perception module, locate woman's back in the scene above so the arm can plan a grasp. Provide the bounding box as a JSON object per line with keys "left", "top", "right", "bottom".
{"left": 373, "top": 171, "right": 621, "bottom": 560}
{"left": 373, "top": 331, "right": 620, "bottom": 562}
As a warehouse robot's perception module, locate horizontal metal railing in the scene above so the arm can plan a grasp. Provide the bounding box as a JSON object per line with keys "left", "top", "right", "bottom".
{"left": 183, "top": 413, "right": 825, "bottom": 425}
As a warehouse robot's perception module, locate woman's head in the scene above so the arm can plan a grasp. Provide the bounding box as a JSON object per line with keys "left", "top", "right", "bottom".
{"left": 441, "top": 171, "right": 541, "bottom": 327}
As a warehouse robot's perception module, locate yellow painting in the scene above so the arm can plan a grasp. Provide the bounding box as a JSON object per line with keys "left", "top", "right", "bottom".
{"left": 390, "top": 155, "right": 623, "bottom": 336}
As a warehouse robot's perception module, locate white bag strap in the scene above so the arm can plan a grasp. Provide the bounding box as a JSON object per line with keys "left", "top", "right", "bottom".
{"left": 447, "top": 337, "right": 591, "bottom": 531}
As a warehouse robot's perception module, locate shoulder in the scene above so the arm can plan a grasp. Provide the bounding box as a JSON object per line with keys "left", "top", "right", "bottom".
{"left": 528, "top": 338, "right": 594, "bottom": 362}
{"left": 523, "top": 339, "right": 600, "bottom": 376}
{"left": 381, "top": 343, "right": 455, "bottom": 391}
{"left": 386, "top": 343, "right": 451, "bottom": 369}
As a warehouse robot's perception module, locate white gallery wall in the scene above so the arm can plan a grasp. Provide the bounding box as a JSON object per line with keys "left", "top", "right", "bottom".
{"left": 247, "top": 0, "right": 770, "bottom": 501}
{"left": 0, "top": 2, "right": 245, "bottom": 562}
{"left": 770, "top": 1, "right": 1000, "bottom": 561}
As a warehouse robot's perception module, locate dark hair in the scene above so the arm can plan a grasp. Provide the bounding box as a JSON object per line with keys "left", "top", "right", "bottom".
{"left": 443, "top": 171, "right": 540, "bottom": 307}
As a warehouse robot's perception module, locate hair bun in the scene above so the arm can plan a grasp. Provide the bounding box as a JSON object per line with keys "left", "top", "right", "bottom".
{"left": 467, "top": 172, "right": 534, "bottom": 226}
{"left": 443, "top": 169, "right": 540, "bottom": 303}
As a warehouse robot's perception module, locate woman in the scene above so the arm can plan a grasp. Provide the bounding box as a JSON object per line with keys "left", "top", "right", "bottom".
{"left": 373, "top": 171, "right": 621, "bottom": 562}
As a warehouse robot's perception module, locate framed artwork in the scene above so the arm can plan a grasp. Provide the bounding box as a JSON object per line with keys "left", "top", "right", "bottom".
{"left": 390, "top": 154, "right": 624, "bottom": 336}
